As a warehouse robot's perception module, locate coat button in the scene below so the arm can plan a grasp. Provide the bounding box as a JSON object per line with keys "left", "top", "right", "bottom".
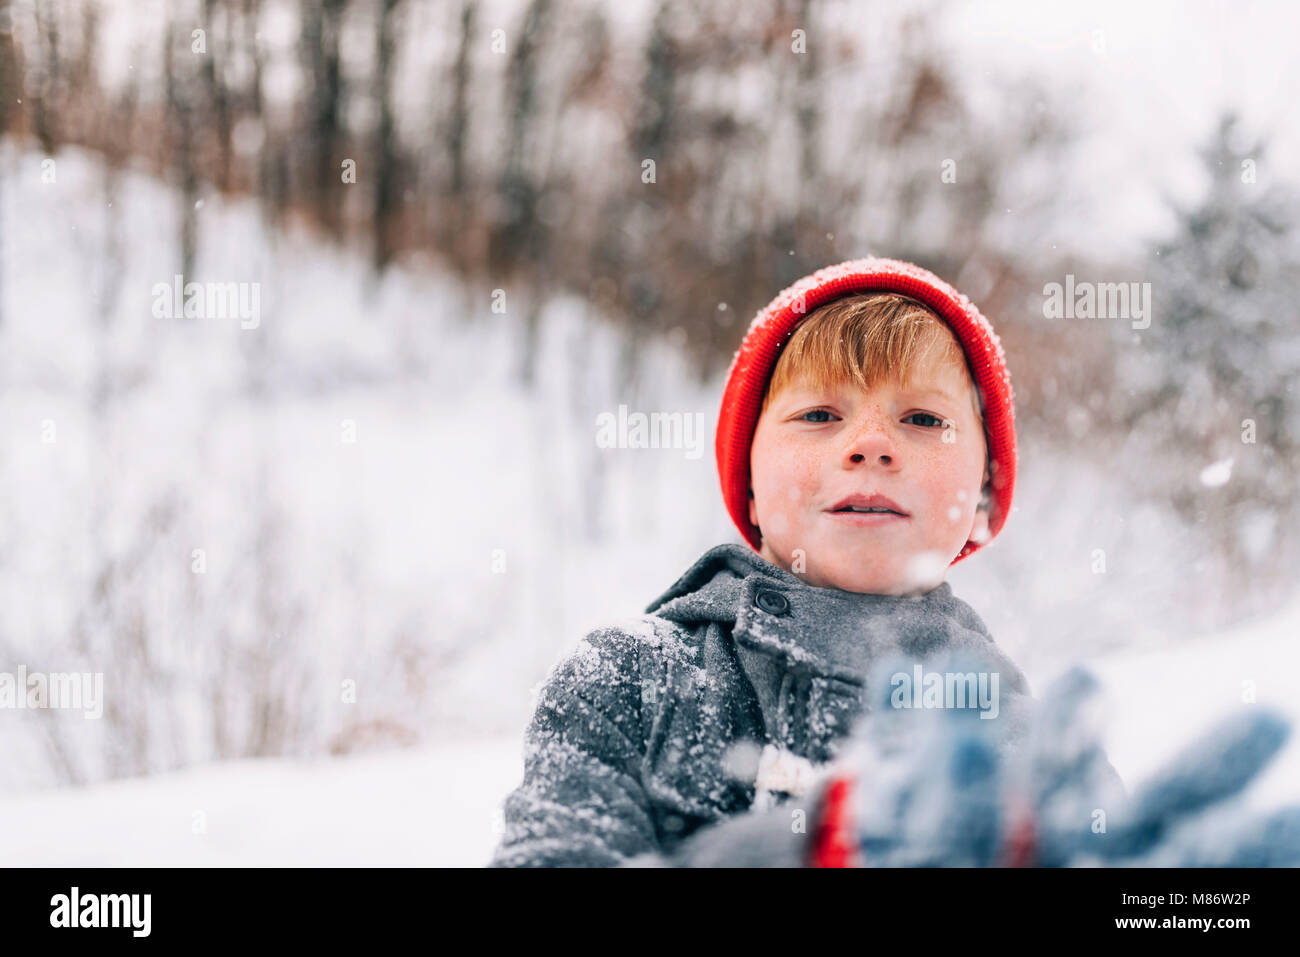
{"left": 754, "top": 589, "right": 789, "bottom": 616}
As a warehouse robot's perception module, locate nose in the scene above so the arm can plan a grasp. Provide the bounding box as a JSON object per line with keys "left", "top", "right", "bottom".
{"left": 842, "top": 410, "right": 899, "bottom": 469}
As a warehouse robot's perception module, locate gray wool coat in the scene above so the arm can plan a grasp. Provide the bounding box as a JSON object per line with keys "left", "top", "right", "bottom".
{"left": 488, "top": 542, "right": 1111, "bottom": 868}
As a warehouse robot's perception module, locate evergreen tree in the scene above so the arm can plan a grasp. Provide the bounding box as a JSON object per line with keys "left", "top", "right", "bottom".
{"left": 1124, "top": 112, "right": 1300, "bottom": 620}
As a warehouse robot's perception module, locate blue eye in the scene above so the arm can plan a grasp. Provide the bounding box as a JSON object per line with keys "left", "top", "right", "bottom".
{"left": 799, "top": 409, "right": 836, "bottom": 423}
{"left": 906, "top": 412, "right": 946, "bottom": 428}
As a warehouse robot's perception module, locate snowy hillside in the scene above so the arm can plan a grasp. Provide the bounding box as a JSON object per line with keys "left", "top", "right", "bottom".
{"left": 0, "top": 142, "right": 733, "bottom": 793}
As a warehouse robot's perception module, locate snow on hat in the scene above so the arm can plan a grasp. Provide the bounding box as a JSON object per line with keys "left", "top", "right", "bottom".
{"left": 715, "top": 257, "right": 1017, "bottom": 565}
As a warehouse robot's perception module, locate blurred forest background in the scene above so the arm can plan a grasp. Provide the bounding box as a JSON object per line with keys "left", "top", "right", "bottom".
{"left": 0, "top": 0, "right": 1297, "bottom": 794}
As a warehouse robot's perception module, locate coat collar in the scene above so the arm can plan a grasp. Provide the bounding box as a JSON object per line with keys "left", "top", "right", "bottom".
{"left": 646, "top": 542, "right": 989, "bottom": 684}
{"left": 645, "top": 542, "right": 1029, "bottom": 773}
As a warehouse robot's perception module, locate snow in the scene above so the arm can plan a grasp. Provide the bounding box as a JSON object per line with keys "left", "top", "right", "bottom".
{"left": 754, "top": 743, "right": 817, "bottom": 800}
{"left": 2, "top": 0, "right": 1298, "bottom": 860}
{"left": 0, "top": 736, "right": 523, "bottom": 866}
{"left": 1086, "top": 585, "right": 1300, "bottom": 813}
{"left": 2, "top": 585, "right": 1297, "bottom": 865}
{"left": 1200, "top": 456, "right": 1234, "bottom": 488}
{"left": 0, "top": 140, "right": 733, "bottom": 793}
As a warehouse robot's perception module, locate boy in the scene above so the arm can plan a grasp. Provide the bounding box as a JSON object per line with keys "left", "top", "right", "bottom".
{"left": 489, "top": 257, "right": 1122, "bottom": 868}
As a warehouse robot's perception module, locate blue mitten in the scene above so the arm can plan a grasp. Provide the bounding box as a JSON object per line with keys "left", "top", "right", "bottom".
{"left": 824, "top": 654, "right": 1298, "bottom": 868}
{"left": 838, "top": 650, "right": 1014, "bottom": 866}
{"left": 1015, "top": 665, "right": 1292, "bottom": 866}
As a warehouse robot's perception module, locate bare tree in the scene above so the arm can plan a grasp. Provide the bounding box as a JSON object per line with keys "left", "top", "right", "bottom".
{"left": 0, "top": 0, "right": 16, "bottom": 328}
{"left": 491, "top": 0, "right": 553, "bottom": 386}
{"left": 372, "top": 0, "right": 401, "bottom": 270}
{"left": 201, "top": 0, "right": 234, "bottom": 192}
{"left": 163, "top": 15, "right": 201, "bottom": 279}
{"left": 441, "top": 0, "right": 477, "bottom": 269}
{"left": 300, "top": 0, "right": 346, "bottom": 234}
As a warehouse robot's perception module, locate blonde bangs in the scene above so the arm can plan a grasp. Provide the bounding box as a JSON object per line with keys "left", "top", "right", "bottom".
{"left": 761, "top": 292, "right": 979, "bottom": 418}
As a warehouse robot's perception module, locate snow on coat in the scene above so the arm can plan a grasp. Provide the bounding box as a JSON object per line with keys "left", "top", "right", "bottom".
{"left": 488, "top": 542, "right": 1055, "bottom": 867}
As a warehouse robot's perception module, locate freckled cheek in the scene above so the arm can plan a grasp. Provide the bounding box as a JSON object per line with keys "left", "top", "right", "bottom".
{"left": 755, "top": 433, "right": 821, "bottom": 502}
{"left": 778, "top": 441, "right": 825, "bottom": 509}
{"left": 908, "top": 446, "right": 952, "bottom": 486}
{"left": 909, "top": 444, "right": 980, "bottom": 517}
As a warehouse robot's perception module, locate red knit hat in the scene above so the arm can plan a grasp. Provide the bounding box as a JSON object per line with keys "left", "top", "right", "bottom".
{"left": 716, "top": 257, "right": 1017, "bottom": 565}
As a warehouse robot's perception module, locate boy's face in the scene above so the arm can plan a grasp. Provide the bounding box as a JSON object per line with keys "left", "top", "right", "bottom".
{"left": 747, "top": 359, "right": 990, "bottom": 595}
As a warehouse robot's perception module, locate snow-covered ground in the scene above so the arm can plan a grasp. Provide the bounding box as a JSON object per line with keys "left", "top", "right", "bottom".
{"left": 0, "top": 735, "right": 523, "bottom": 866}
{"left": 1, "top": 584, "right": 1297, "bottom": 866}
{"left": 1086, "top": 585, "right": 1300, "bottom": 814}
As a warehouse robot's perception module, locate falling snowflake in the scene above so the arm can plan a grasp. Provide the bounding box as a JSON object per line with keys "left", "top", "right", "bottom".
{"left": 1199, "top": 457, "right": 1234, "bottom": 487}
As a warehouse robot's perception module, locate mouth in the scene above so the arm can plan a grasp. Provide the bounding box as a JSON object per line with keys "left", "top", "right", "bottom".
{"left": 825, "top": 509, "right": 907, "bottom": 526}
{"left": 825, "top": 493, "right": 910, "bottom": 518}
